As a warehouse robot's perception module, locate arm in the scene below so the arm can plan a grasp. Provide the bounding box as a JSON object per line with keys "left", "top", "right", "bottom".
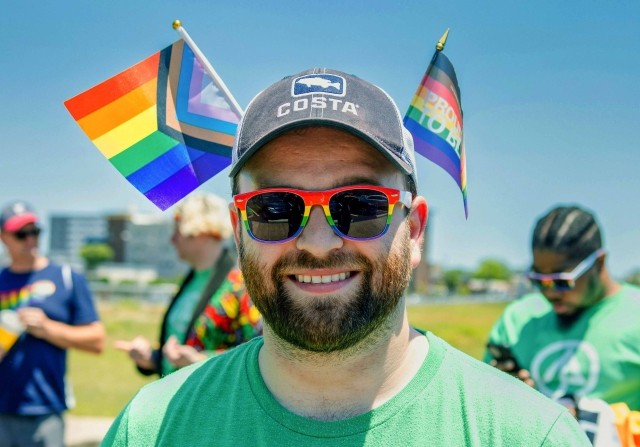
{"left": 485, "top": 311, "right": 535, "bottom": 387}
{"left": 114, "top": 336, "right": 159, "bottom": 373}
{"left": 18, "top": 307, "right": 105, "bottom": 353}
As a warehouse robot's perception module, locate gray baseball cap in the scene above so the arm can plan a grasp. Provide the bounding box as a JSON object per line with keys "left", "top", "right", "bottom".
{"left": 229, "top": 68, "right": 417, "bottom": 184}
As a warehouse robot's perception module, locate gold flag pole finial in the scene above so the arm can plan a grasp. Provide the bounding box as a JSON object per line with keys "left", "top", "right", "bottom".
{"left": 172, "top": 19, "right": 182, "bottom": 30}
{"left": 436, "top": 28, "right": 450, "bottom": 51}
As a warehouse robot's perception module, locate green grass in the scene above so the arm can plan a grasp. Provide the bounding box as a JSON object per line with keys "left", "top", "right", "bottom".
{"left": 68, "top": 299, "right": 508, "bottom": 417}
{"left": 407, "top": 301, "right": 507, "bottom": 359}
{"left": 68, "top": 300, "right": 164, "bottom": 417}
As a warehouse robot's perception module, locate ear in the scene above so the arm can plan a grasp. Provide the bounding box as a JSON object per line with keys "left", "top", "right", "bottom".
{"left": 229, "top": 202, "right": 242, "bottom": 247}
{"left": 595, "top": 252, "right": 606, "bottom": 273}
{"left": 408, "top": 196, "right": 429, "bottom": 268}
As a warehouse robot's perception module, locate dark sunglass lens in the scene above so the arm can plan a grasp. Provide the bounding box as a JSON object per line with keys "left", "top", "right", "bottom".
{"left": 15, "top": 228, "right": 41, "bottom": 240}
{"left": 553, "top": 279, "right": 573, "bottom": 291}
{"left": 245, "top": 192, "right": 305, "bottom": 241}
{"left": 329, "top": 189, "right": 389, "bottom": 239}
{"left": 532, "top": 278, "right": 572, "bottom": 292}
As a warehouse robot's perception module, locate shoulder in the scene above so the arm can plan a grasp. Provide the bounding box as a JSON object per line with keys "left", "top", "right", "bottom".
{"left": 131, "top": 338, "right": 259, "bottom": 405}
{"left": 499, "top": 292, "right": 552, "bottom": 323}
{"left": 619, "top": 283, "right": 640, "bottom": 301}
{"left": 431, "top": 335, "right": 587, "bottom": 441}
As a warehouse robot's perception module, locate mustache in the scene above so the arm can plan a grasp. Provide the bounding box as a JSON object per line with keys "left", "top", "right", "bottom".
{"left": 272, "top": 250, "right": 371, "bottom": 272}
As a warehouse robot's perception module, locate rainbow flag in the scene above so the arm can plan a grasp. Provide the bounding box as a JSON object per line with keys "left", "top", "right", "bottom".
{"left": 404, "top": 48, "right": 468, "bottom": 218}
{"left": 64, "top": 39, "right": 241, "bottom": 210}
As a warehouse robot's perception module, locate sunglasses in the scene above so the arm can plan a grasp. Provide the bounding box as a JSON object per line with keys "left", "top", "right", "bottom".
{"left": 525, "top": 249, "right": 605, "bottom": 292}
{"left": 233, "top": 185, "right": 413, "bottom": 243}
{"left": 13, "top": 227, "right": 42, "bottom": 241}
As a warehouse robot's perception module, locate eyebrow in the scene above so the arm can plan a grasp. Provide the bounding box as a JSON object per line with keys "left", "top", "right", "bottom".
{"left": 252, "top": 176, "right": 386, "bottom": 190}
{"left": 530, "top": 259, "right": 581, "bottom": 275}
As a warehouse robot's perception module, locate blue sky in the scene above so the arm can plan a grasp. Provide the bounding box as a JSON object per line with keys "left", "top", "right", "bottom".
{"left": 2, "top": 1, "right": 640, "bottom": 278}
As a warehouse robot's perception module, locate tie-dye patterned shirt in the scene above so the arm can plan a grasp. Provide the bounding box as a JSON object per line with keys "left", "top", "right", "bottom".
{"left": 185, "top": 268, "right": 262, "bottom": 353}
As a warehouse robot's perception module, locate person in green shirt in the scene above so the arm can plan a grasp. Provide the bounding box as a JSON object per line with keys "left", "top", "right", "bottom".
{"left": 486, "top": 204, "right": 640, "bottom": 444}
{"left": 114, "top": 193, "right": 262, "bottom": 377}
{"left": 103, "top": 68, "right": 589, "bottom": 446}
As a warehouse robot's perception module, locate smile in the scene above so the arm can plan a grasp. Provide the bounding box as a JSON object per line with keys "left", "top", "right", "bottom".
{"left": 295, "top": 272, "right": 352, "bottom": 284}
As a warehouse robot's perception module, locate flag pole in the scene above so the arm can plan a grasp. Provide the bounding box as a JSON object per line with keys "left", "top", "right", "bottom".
{"left": 172, "top": 20, "right": 244, "bottom": 117}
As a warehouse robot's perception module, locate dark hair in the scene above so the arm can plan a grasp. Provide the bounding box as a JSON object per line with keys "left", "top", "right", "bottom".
{"left": 531, "top": 205, "right": 602, "bottom": 261}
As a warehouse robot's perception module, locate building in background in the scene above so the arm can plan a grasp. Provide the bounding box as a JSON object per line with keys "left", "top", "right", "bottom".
{"left": 45, "top": 211, "right": 185, "bottom": 280}
{"left": 48, "top": 214, "right": 108, "bottom": 270}
{"left": 107, "top": 213, "right": 185, "bottom": 279}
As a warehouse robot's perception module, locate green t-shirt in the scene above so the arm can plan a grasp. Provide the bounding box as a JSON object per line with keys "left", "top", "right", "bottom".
{"left": 486, "top": 284, "right": 640, "bottom": 410}
{"left": 103, "top": 332, "right": 589, "bottom": 446}
{"left": 163, "top": 268, "right": 211, "bottom": 375}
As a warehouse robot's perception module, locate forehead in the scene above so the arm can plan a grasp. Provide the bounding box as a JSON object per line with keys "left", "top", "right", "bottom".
{"left": 237, "top": 127, "right": 402, "bottom": 190}
{"left": 532, "top": 249, "right": 579, "bottom": 274}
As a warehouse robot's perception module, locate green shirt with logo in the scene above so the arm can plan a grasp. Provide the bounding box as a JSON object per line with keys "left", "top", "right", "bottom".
{"left": 486, "top": 284, "right": 640, "bottom": 410}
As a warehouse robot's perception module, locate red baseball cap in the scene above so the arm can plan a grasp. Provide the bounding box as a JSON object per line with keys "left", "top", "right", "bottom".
{"left": 0, "top": 201, "right": 39, "bottom": 232}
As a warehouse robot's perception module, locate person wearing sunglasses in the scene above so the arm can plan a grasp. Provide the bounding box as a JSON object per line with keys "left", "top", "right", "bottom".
{"left": 103, "top": 69, "right": 588, "bottom": 446}
{"left": 114, "top": 193, "right": 262, "bottom": 377}
{"left": 485, "top": 205, "right": 640, "bottom": 442}
{"left": 0, "top": 201, "right": 106, "bottom": 447}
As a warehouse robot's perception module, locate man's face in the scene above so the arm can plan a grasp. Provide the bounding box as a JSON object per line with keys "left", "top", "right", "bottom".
{"left": 531, "top": 249, "right": 604, "bottom": 320}
{"left": 232, "top": 127, "right": 426, "bottom": 352}
{"left": 0, "top": 223, "right": 40, "bottom": 260}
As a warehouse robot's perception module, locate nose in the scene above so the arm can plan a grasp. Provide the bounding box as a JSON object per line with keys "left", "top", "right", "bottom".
{"left": 295, "top": 206, "right": 343, "bottom": 256}
{"left": 542, "top": 288, "right": 565, "bottom": 301}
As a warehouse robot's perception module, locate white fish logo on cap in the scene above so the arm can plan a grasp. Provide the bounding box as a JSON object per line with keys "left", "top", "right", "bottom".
{"left": 292, "top": 74, "right": 345, "bottom": 97}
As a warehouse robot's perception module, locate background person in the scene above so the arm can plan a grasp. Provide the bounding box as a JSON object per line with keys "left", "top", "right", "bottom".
{"left": 103, "top": 68, "right": 589, "bottom": 445}
{"left": 0, "top": 201, "right": 105, "bottom": 447}
{"left": 115, "top": 192, "right": 262, "bottom": 377}
{"left": 485, "top": 204, "right": 640, "bottom": 443}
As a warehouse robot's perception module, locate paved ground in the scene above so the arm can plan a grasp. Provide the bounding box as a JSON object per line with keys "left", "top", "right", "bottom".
{"left": 65, "top": 415, "right": 114, "bottom": 447}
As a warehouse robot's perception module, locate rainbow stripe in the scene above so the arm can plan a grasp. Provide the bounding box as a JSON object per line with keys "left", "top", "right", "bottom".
{"left": 64, "top": 40, "right": 240, "bottom": 210}
{"left": 404, "top": 51, "right": 468, "bottom": 217}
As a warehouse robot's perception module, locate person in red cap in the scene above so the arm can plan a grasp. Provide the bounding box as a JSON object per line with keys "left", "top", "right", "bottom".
{"left": 0, "top": 201, "right": 106, "bottom": 447}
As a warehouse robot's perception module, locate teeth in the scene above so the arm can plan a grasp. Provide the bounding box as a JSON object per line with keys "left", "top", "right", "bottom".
{"left": 296, "top": 272, "right": 351, "bottom": 284}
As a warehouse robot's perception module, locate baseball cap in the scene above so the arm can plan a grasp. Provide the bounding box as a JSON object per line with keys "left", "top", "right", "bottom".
{"left": 0, "top": 201, "right": 39, "bottom": 232}
{"left": 229, "top": 68, "right": 417, "bottom": 184}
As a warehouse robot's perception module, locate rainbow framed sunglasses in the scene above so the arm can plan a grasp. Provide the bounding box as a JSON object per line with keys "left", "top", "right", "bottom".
{"left": 233, "top": 185, "right": 413, "bottom": 243}
{"left": 525, "top": 249, "right": 605, "bottom": 291}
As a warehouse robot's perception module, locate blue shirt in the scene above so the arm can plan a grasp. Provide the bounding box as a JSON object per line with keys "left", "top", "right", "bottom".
{"left": 0, "top": 263, "right": 100, "bottom": 415}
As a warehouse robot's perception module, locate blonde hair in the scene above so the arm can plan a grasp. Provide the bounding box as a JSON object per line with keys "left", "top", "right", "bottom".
{"left": 174, "top": 193, "right": 232, "bottom": 239}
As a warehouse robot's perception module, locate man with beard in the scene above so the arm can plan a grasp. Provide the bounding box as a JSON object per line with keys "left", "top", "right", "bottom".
{"left": 103, "top": 69, "right": 589, "bottom": 446}
{"left": 485, "top": 205, "right": 640, "bottom": 442}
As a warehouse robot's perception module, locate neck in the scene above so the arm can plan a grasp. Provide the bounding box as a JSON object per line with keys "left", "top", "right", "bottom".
{"left": 10, "top": 255, "right": 48, "bottom": 273}
{"left": 601, "top": 268, "right": 621, "bottom": 297}
{"left": 258, "top": 302, "right": 429, "bottom": 421}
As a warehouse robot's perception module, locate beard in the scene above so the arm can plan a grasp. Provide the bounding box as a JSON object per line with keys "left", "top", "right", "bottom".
{"left": 239, "top": 231, "right": 412, "bottom": 353}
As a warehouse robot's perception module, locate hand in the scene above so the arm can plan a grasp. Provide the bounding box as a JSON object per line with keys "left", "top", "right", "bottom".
{"left": 17, "top": 307, "right": 50, "bottom": 339}
{"left": 162, "top": 336, "right": 206, "bottom": 369}
{"left": 114, "top": 336, "right": 156, "bottom": 370}
{"left": 489, "top": 359, "right": 535, "bottom": 388}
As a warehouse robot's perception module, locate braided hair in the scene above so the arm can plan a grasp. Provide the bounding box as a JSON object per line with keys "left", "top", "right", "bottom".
{"left": 531, "top": 205, "right": 602, "bottom": 262}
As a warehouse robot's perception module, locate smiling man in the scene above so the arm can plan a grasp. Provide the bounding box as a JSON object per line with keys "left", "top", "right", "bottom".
{"left": 103, "top": 68, "right": 589, "bottom": 446}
